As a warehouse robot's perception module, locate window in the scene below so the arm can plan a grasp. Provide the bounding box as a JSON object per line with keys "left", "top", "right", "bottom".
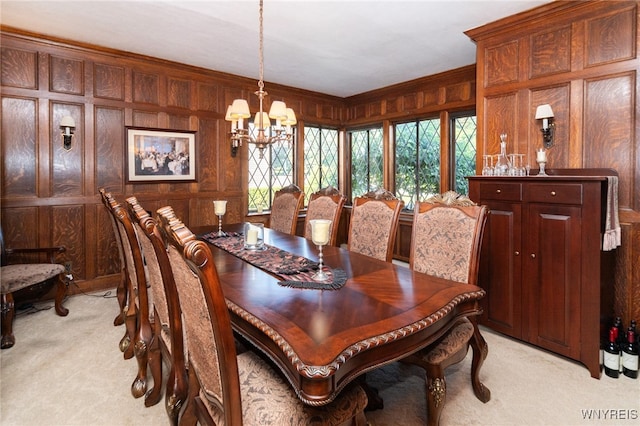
{"left": 303, "top": 126, "right": 339, "bottom": 204}
{"left": 349, "top": 127, "right": 383, "bottom": 200}
{"left": 452, "top": 114, "right": 477, "bottom": 195}
{"left": 394, "top": 119, "right": 441, "bottom": 210}
{"left": 247, "top": 124, "right": 295, "bottom": 212}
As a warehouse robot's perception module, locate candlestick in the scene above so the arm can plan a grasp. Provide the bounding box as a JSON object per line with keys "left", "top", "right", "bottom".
{"left": 310, "top": 219, "right": 332, "bottom": 281}
{"left": 213, "top": 200, "right": 227, "bottom": 236}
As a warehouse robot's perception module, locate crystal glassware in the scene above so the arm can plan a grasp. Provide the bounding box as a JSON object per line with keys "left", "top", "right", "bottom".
{"left": 494, "top": 133, "right": 512, "bottom": 176}
{"left": 213, "top": 200, "right": 227, "bottom": 236}
{"left": 310, "top": 219, "right": 332, "bottom": 281}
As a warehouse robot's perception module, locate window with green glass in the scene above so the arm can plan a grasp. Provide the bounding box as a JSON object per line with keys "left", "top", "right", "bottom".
{"left": 394, "top": 119, "right": 441, "bottom": 210}
{"left": 247, "top": 123, "right": 295, "bottom": 212}
{"left": 349, "top": 127, "right": 383, "bottom": 200}
{"left": 452, "top": 114, "right": 477, "bottom": 195}
{"left": 303, "top": 126, "right": 339, "bottom": 204}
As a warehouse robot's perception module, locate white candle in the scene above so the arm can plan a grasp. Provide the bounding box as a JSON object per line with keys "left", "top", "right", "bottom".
{"left": 257, "top": 205, "right": 263, "bottom": 214}
{"left": 246, "top": 228, "right": 258, "bottom": 245}
{"left": 310, "top": 220, "right": 331, "bottom": 245}
{"left": 536, "top": 149, "right": 546, "bottom": 163}
{"left": 213, "top": 200, "right": 227, "bottom": 215}
{"left": 238, "top": 118, "right": 244, "bottom": 130}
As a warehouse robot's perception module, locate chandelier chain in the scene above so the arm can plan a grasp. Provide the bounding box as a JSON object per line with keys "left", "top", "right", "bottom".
{"left": 258, "top": 0, "right": 264, "bottom": 91}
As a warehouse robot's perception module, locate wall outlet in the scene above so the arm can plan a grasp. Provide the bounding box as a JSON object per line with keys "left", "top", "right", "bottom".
{"left": 64, "top": 261, "right": 73, "bottom": 274}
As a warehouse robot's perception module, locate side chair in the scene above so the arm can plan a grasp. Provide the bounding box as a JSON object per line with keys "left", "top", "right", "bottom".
{"left": 155, "top": 206, "right": 369, "bottom": 426}
{"left": 303, "top": 186, "right": 346, "bottom": 247}
{"left": 99, "top": 189, "right": 127, "bottom": 328}
{"left": 269, "top": 184, "right": 304, "bottom": 235}
{"left": 103, "top": 193, "right": 153, "bottom": 399}
{"left": 402, "top": 191, "right": 491, "bottom": 426}
{"left": 348, "top": 188, "right": 403, "bottom": 262}
{"left": 0, "top": 226, "right": 69, "bottom": 349}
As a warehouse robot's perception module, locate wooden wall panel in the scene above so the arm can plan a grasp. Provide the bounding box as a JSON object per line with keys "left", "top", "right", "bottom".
{"left": 95, "top": 204, "right": 120, "bottom": 277}
{"left": 95, "top": 107, "right": 125, "bottom": 193}
{"left": 49, "top": 55, "right": 83, "bottom": 95}
{"left": 1, "top": 46, "right": 37, "bottom": 89}
{"left": 485, "top": 41, "right": 519, "bottom": 87}
{"left": 197, "top": 118, "right": 219, "bottom": 191}
{"left": 584, "top": 73, "right": 634, "bottom": 210}
{"left": 530, "top": 26, "right": 571, "bottom": 78}
{"left": 52, "top": 205, "right": 84, "bottom": 277}
{"left": 197, "top": 82, "right": 218, "bottom": 112}
{"left": 1, "top": 97, "right": 37, "bottom": 197}
{"left": 168, "top": 77, "right": 191, "bottom": 109}
{"left": 94, "top": 63, "right": 125, "bottom": 101}
{"left": 51, "top": 102, "right": 83, "bottom": 196}
{"left": 484, "top": 93, "right": 517, "bottom": 156}
{"left": 585, "top": 6, "right": 635, "bottom": 67}
{"left": 132, "top": 71, "right": 159, "bottom": 105}
{"left": 2, "top": 207, "right": 39, "bottom": 248}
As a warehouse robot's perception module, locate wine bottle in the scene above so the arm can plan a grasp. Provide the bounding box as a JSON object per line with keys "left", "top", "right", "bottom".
{"left": 622, "top": 330, "right": 638, "bottom": 379}
{"left": 604, "top": 327, "right": 620, "bottom": 378}
{"left": 614, "top": 317, "right": 624, "bottom": 345}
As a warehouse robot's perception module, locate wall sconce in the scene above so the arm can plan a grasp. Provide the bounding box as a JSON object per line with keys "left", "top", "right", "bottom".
{"left": 535, "top": 104, "right": 554, "bottom": 148}
{"left": 60, "top": 116, "right": 76, "bottom": 150}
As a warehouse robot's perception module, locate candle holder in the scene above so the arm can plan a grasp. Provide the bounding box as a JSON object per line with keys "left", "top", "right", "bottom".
{"left": 536, "top": 148, "right": 548, "bottom": 176}
{"left": 537, "top": 161, "right": 548, "bottom": 176}
{"left": 310, "top": 219, "right": 332, "bottom": 281}
{"left": 213, "top": 200, "right": 227, "bottom": 236}
{"left": 243, "top": 222, "right": 264, "bottom": 250}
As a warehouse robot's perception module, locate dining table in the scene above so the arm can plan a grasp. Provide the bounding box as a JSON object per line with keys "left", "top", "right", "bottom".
{"left": 194, "top": 223, "right": 486, "bottom": 408}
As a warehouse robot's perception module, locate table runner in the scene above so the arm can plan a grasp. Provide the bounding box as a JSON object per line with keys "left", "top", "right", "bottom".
{"left": 200, "top": 232, "right": 346, "bottom": 290}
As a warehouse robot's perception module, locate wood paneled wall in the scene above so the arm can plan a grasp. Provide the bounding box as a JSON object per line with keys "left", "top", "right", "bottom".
{"left": 466, "top": 0, "right": 640, "bottom": 324}
{"left": 0, "top": 28, "right": 343, "bottom": 294}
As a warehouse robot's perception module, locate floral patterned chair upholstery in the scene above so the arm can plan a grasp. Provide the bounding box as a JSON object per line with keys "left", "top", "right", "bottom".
{"left": 402, "top": 191, "right": 491, "bottom": 426}
{"left": 156, "top": 206, "right": 369, "bottom": 426}
{"left": 303, "top": 186, "right": 346, "bottom": 247}
{"left": 347, "top": 188, "right": 403, "bottom": 262}
{"left": 269, "top": 184, "right": 304, "bottom": 235}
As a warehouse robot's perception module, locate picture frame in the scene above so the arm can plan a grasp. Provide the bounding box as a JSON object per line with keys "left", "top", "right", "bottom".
{"left": 126, "top": 127, "right": 197, "bottom": 183}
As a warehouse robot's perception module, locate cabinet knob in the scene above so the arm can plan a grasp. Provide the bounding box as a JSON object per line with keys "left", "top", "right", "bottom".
{"left": 515, "top": 251, "right": 520, "bottom": 256}
{"left": 550, "top": 191, "right": 556, "bottom": 196}
{"left": 496, "top": 189, "right": 501, "bottom": 194}
{"left": 531, "top": 253, "right": 536, "bottom": 258}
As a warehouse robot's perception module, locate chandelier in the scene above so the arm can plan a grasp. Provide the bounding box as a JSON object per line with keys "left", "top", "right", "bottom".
{"left": 225, "top": 0, "right": 297, "bottom": 159}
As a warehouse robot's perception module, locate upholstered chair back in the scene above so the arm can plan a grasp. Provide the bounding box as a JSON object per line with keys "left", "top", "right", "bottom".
{"left": 348, "top": 188, "right": 403, "bottom": 262}
{"left": 269, "top": 184, "right": 304, "bottom": 235}
{"left": 410, "top": 191, "right": 488, "bottom": 285}
{"left": 303, "top": 186, "right": 346, "bottom": 247}
{"left": 157, "top": 207, "right": 242, "bottom": 425}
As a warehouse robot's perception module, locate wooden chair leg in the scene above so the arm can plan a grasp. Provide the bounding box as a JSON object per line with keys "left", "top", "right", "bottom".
{"left": 177, "top": 366, "right": 198, "bottom": 426}
{"left": 145, "top": 318, "right": 163, "bottom": 407}
{"left": 122, "top": 277, "right": 136, "bottom": 359}
{"left": 1, "top": 292, "right": 16, "bottom": 349}
{"left": 132, "top": 313, "right": 152, "bottom": 398}
{"left": 469, "top": 322, "right": 491, "bottom": 403}
{"left": 54, "top": 275, "right": 69, "bottom": 317}
{"left": 425, "top": 365, "right": 446, "bottom": 426}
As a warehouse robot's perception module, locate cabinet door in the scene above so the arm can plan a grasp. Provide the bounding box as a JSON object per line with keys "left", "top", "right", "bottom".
{"left": 524, "top": 203, "right": 581, "bottom": 359}
{"left": 478, "top": 201, "right": 522, "bottom": 338}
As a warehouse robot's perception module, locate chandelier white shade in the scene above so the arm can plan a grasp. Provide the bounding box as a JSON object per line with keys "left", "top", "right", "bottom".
{"left": 226, "top": 0, "right": 297, "bottom": 158}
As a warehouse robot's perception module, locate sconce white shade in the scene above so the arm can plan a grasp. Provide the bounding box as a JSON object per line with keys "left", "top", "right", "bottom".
{"left": 60, "top": 116, "right": 75, "bottom": 128}
{"left": 535, "top": 104, "right": 554, "bottom": 119}
{"left": 229, "top": 99, "right": 251, "bottom": 119}
{"left": 268, "top": 101, "right": 288, "bottom": 120}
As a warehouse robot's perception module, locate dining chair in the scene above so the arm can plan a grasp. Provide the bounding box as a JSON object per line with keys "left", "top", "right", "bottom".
{"left": 102, "top": 193, "right": 153, "bottom": 399}
{"left": 348, "top": 188, "right": 403, "bottom": 262}
{"left": 0, "top": 226, "right": 69, "bottom": 349}
{"left": 269, "top": 184, "right": 304, "bottom": 235}
{"left": 155, "top": 206, "right": 369, "bottom": 426}
{"left": 303, "top": 186, "right": 346, "bottom": 247}
{"left": 99, "top": 189, "right": 128, "bottom": 329}
{"left": 128, "top": 200, "right": 188, "bottom": 419}
{"left": 403, "top": 191, "right": 491, "bottom": 426}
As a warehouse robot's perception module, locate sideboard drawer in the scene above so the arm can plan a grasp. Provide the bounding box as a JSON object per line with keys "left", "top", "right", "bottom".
{"left": 478, "top": 182, "right": 522, "bottom": 201}
{"left": 527, "top": 183, "right": 583, "bottom": 205}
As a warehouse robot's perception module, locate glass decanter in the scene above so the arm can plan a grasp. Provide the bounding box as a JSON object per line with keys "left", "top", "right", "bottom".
{"left": 494, "top": 133, "right": 512, "bottom": 176}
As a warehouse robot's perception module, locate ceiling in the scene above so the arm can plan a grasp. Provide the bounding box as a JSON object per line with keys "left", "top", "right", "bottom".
{"left": 1, "top": 0, "right": 550, "bottom": 97}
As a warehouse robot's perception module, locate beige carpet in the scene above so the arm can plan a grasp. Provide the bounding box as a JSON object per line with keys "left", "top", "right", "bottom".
{"left": 1, "top": 292, "right": 638, "bottom": 426}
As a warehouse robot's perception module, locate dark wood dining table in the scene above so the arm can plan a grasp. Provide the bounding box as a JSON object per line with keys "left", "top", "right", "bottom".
{"left": 194, "top": 223, "right": 486, "bottom": 407}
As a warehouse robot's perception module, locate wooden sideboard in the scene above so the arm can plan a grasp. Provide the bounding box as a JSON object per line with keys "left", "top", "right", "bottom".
{"left": 468, "top": 169, "right": 617, "bottom": 378}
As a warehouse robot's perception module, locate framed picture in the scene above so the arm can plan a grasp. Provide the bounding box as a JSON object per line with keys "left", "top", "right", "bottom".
{"left": 126, "top": 127, "right": 196, "bottom": 183}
